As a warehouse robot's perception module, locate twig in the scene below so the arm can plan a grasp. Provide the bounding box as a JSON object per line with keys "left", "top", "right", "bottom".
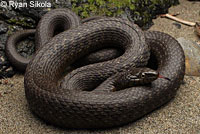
{"left": 160, "top": 13, "right": 196, "bottom": 27}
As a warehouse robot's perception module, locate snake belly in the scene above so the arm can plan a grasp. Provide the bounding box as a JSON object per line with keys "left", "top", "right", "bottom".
{"left": 24, "top": 16, "right": 185, "bottom": 129}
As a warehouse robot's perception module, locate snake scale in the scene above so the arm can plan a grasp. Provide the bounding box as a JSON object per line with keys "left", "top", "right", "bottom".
{"left": 5, "top": 9, "right": 185, "bottom": 128}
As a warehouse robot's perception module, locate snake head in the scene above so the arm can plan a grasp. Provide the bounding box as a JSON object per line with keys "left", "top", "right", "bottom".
{"left": 126, "top": 68, "right": 170, "bottom": 86}
{"left": 115, "top": 68, "right": 171, "bottom": 90}
{"left": 126, "top": 68, "right": 159, "bottom": 85}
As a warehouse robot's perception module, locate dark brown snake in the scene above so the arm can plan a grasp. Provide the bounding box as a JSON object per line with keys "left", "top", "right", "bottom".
{"left": 5, "top": 9, "right": 185, "bottom": 129}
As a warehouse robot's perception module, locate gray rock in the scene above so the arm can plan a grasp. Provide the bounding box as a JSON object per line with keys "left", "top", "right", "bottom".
{"left": 16, "top": 36, "right": 35, "bottom": 58}
{"left": 0, "top": 22, "right": 8, "bottom": 34}
{"left": 53, "top": 0, "right": 72, "bottom": 8}
{"left": 0, "top": 48, "right": 15, "bottom": 79}
{"left": 177, "top": 37, "right": 200, "bottom": 76}
{"left": 0, "top": 33, "right": 8, "bottom": 50}
{"left": 0, "top": 8, "right": 17, "bottom": 19}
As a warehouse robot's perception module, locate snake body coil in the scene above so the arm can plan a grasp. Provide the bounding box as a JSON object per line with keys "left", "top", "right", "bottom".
{"left": 5, "top": 9, "right": 120, "bottom": 71}
{"left": 6, "top": 9, "right": 185, "bottom": 129}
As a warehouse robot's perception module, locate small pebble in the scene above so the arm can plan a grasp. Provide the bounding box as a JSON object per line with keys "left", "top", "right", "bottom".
{"left": 172, "top": 22, "right": 181, "bottom": 29}
{"left": 3, "top": 80, "right": 8, "bottom": 85}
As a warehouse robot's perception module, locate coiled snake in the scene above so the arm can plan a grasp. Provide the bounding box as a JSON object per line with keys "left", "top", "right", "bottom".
{"left": 6, "top": 9, "right": 185, "bottom": 128}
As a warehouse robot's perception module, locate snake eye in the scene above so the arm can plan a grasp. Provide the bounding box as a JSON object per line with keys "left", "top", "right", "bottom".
{"left": 141, "top": 73, "right": 145, "bottom": 78}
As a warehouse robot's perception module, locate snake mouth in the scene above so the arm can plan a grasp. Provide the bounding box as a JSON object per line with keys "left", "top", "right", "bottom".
{"left": 158, "top": 74, "right": 171, "bottom": 81}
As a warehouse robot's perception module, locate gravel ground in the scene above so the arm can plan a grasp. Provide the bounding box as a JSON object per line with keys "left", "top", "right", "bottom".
{"left": 0, "top": 0, "right": 200, "bottom": 133}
